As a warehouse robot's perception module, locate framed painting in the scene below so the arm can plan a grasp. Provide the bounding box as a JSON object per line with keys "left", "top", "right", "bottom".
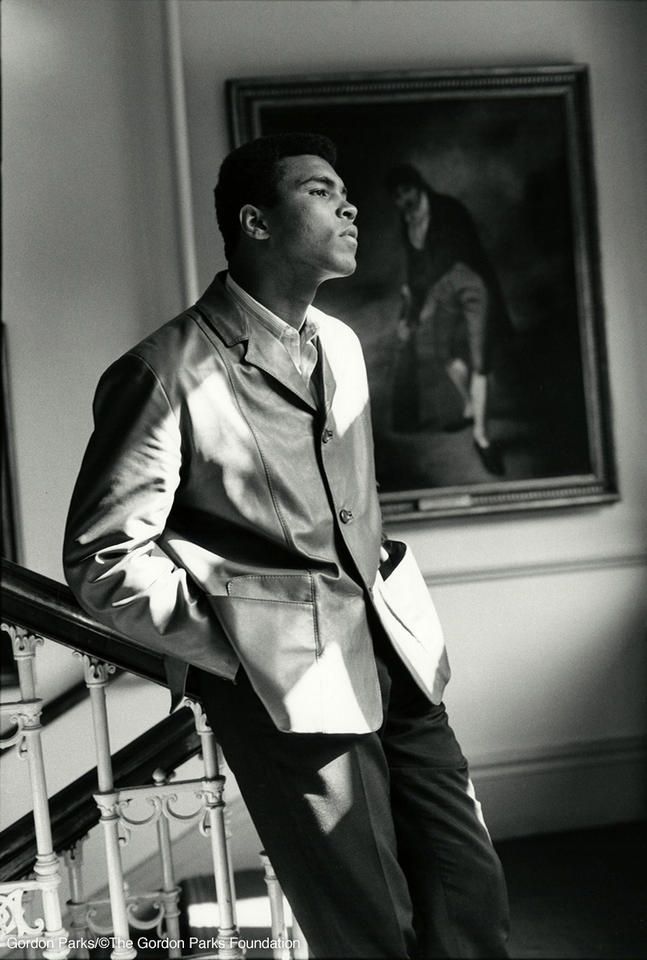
{"left": 226, "top": 65, "right": 617, "bottom": 520}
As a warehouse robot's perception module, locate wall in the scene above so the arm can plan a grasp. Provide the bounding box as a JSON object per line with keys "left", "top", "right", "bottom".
{"left": 2, "top": 0, "right": 184, "bottom": 579}
{"left": 178, "top": 0, "right": 647, "bottom": 831}
{"left": 2, "top": 0, "right": 646, "bottom": 850}
{"left": 2, "top": 0, "right": 186, "bottom": 709}
{"left": 1, "top": 0, "right": 187, "bottom": 877}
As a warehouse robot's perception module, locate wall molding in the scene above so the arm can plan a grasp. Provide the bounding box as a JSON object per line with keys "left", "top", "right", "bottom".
{"left": 470, "top": 734, "right": 647, "bottom": 779}
{"left": 470, "top": 735, "right": 647, "bottom": 839}
{"left": 425, "top": 551, "right": 647, "bottom": 586}
{"left": 163, "top": 0, "right": 199, "bottom": 305}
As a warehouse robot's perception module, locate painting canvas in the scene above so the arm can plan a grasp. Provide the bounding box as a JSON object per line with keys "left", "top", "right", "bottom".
{"left": 227, "top": 66, "right": 617, "bottom": 520}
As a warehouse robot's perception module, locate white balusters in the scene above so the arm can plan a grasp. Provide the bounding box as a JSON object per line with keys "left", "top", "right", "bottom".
{"left": 184, "top": 698, "right": 242, "bottom": 959}
{"left": 63, "top": 839, "right": 89, "bottom": 959}
{"left": 79, "top": 654, "right": 136, "bottom": 960}
{"left": 260, "top": 853, "right": 290, "bottom": 960}
{"left": 1, "top": 620, "right": 305, "bottom": 960}
{"left": 151, "top": 769, "right": 182, "bottom": 959}
{"left": 260, "top": 852, "right": 308, "bottom": 960}
{"left": 0, "top": 624, "right": 69, "bottom": 959}
{"left": 68, "top": 670, "right": 243, "bottom": 959}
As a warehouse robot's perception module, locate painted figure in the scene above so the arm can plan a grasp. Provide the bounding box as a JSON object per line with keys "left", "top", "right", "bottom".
{"left": 386, "top": 163, "right": 510, "bottom": 475}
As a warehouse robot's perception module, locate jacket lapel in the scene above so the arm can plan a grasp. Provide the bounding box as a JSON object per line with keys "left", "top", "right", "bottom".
{"left": 244, "top": 327, "right": 317, "bottom": 412}
{"left": 317, "top": 336, "right": 337, "bottom": 414}
{"left": 196, "top": 273, "right": 317, "bottom": 412}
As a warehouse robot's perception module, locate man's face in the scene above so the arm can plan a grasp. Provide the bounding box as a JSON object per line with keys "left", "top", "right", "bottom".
{"left": 263, "top": 155, "right": 358, "bottom": 282}
{"left": 393, "top": 183, "right": 422, "bottom": 216}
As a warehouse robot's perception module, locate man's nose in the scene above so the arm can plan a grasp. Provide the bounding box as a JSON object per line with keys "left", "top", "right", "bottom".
{"left": 340, "top": 198, "right": 358, "bottom": 221}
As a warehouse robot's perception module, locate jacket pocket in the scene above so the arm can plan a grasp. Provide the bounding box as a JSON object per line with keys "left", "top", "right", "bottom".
{"left": 372, "top": 542, "right": 450, "bottom": 705}
{"left": 212, "top": 573, "right": 318, "bottom": 648}
{"left": 207, "top": 573, "right": 323, "bottom": 731}
{"left": 225, "top": 572, "right": 314, "bottom": 604}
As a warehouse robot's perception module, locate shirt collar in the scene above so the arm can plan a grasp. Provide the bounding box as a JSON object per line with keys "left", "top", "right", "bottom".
{"left": 225, "top": 273, "right": 318, "bottom": 344}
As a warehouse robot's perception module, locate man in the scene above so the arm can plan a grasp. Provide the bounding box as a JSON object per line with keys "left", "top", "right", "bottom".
{"left": 386, "top": 163, "right": 511, "bottom": 475}
{"left": 64, "top": 133, "right": 509, "bottom": 958}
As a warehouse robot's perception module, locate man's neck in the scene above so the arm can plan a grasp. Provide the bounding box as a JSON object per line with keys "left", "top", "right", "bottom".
{"left": 227, "top": 264, "right": 317, "bottom": 330}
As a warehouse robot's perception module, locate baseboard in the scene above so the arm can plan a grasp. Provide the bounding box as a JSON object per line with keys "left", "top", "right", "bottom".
{"left": 469, "top": 735, "right": 647, "bottom": 840}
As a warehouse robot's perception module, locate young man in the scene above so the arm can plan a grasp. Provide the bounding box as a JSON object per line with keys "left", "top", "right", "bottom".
{"left": 64, "top": 134, "right": 509, "bottom": 958}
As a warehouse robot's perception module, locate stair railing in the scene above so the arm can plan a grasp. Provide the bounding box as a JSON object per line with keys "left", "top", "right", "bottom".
{"left": 0, "top": 559, "right": 245, "bottom": 959}
{"left": 1, "top": 624, "right": 67, "bottom": 959}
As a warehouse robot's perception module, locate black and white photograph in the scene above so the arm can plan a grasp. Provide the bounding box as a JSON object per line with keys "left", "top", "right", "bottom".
{"left": 1, "top": 3, "right": 646, "bottom": 960}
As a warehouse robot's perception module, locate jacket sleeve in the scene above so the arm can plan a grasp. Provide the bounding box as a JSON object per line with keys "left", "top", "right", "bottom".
{"left": 62, "top": 352, "right": 238, "bottom": 689}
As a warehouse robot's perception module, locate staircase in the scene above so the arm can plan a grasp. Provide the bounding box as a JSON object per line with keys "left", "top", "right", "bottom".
{"left": 0, "top": 559, "right": 306, "bottom": 960}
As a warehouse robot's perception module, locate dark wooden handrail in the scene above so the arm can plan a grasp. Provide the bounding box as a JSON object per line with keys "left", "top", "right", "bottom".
{"left": 1, "top": 558, "right": 168, "bottom": 686}
{"left": 0, "top": 558, "right": 205, "bottom": 881}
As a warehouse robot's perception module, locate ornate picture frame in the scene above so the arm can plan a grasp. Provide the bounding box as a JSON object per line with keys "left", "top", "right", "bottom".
{"left": 227, "top": 65, "right": 617, "bottom": 521}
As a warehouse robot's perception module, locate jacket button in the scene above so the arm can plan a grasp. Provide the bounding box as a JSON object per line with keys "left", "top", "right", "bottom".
{"left": 339, "top": 508, "right": 353, "bottom": 524}
{"left": 322, "top": 428, "right": 333, "bottom": 443}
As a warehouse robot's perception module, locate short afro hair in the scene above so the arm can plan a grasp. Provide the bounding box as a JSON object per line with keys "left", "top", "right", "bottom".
{"left": 214, "top": 132, "right": 337, "bottom": 261}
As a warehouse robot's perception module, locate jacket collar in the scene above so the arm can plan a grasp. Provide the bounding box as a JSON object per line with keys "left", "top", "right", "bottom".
{"left": 197, "top": 271, "right": 249, "bottom": 346}
{"left": 196, "top": 272, "right": 327, "bottom": 413}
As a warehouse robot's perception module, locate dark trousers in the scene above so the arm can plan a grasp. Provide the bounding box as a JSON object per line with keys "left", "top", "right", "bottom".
{"left": 195, "top": 627, "right": 510, "bottom": 959}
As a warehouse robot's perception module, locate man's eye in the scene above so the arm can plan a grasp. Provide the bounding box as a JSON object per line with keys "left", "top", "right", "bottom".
{"left": 311, "top": 188, "right": 328, "bottom": 197}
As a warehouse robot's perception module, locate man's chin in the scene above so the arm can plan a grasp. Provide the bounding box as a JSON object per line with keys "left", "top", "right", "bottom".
{"left": 333, "top": 257, "right": 357, "bottom": 279}
{"left": 317, "top": 256, "right": 357, "bottom": 286}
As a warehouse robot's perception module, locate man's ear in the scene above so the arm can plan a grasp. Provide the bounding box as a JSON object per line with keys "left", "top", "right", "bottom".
{"left": 239, "top": 204, "right": 270, "bottom": 241}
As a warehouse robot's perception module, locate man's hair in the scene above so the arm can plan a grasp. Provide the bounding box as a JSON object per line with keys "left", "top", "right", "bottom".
{"left": 214, "top": 132, "right": 337, "bottom": 260}
{"left": 384, "top": 163, "right": 427, "bottom": 195}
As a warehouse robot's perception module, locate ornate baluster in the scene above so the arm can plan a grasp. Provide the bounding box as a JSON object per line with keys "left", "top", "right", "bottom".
{"left": 63, "top": 838, "right": 89, "bottom": 959}
{"left": 258, "top": 853, "right": 308, "bottom": 959}
{"left": 216, "top": 743, "right": 239, "bottom": 925}
{"left": 260, "top": 853, "right": 291, "bottom": 960}
{"left": 3, "top": 625, "right": 70, "bottom": 959}
{"left": 151, "top": 769, "right": 181, "bottom": 958}
{"left": 185, "top": 699, "right": 242, "bottom": 959}
{"left": 80, "top": 655, "right": 136, "bottom": 960}
{"left": 0, "top": 880, "right": 43, "bottom": 952}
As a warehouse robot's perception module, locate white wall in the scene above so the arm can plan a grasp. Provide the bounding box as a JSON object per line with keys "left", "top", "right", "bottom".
{"left": 2, "top": 0, "right": 646, "bottom": 850}
{"left": 2, "top": 0, "right": 186, "bottom": 706}
{"left": 177, "top": 0, "right": 647, "bottom": 829}
{"left": 3, "top": 0, "right": 184, "bottom": 579}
